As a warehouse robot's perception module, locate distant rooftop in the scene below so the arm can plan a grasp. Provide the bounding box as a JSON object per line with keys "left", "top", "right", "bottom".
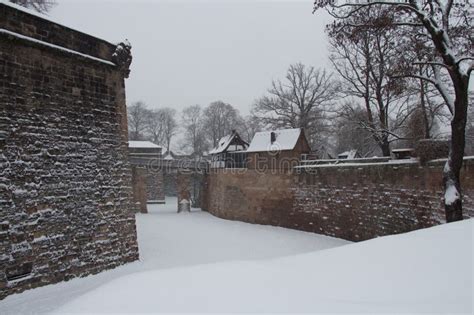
{"left": 208, "top": 130, "right": 248, "bottom": 155}
{"left": 246, "top": 128, "right": 302, "bottom": 153}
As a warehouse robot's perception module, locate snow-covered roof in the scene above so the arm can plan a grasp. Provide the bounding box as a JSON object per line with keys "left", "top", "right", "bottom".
{"left": 163, "top": 152, "right": 174, "bottom": 160}
{"left": 338, "top": 149, "right": 358, "bottom": 159}
{"left": 171, "top": 149, "right": 188, "bottom": 156}
{"left": 128, "top": 141, "right": 161, "bottom": 149}
{"left": 209, "top": 132, "right": 248, "bottom": 155}
{"left": 209, "top": 135, "right": 234, "bottom": 155}
{"left": 246, "top": 128, "right": 302, "bottom": 153}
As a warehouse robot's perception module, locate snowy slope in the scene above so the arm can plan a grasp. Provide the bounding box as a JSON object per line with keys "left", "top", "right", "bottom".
{"left": 52, "top": 218, "right": 472, "bottom": 313}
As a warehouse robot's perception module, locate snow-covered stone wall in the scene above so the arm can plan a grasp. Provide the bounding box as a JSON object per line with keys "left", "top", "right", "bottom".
{"left": 0, "top": 3, "right": 138, "bottom": 299}
{"left": 203, "top": 159, "right": 474, "bottom": 241}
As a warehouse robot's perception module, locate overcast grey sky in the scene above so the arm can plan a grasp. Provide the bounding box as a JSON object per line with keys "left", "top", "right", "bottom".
{"left": 50, "top": 0, "right": 333, "bottom": 115}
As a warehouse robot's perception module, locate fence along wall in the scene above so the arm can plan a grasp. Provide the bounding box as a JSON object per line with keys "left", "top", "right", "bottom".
{"left": 0, "top": 3, "right": 138, "bottom": 299}
{"left": 202, "top": 159, "right": 474, "bottom": 241}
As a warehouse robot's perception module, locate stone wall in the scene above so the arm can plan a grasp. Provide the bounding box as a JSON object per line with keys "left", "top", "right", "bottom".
{"left": 0, "top": 4, "right": 115, "bottom": 62}
{"left": 203, "top": 159, "right": 474, "bottom": 241}
{"left": 0, "top": 3, "right": 138, "bottom": 299}
{"left": 202, "top": 169, "right": 296, "bottom": 225}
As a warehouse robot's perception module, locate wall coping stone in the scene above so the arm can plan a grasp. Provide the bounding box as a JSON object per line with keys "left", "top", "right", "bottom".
{"left": 0, "top": 28, "right": 116, "bottom": 66}
{"left": 0, "top": 1, "right": 117, "bottom": 62}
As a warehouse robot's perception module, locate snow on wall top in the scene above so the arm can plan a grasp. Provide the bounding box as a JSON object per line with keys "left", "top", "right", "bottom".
{"left": 246, "top": 128, "right": 302, "bottom": 153}
{"left": 0, "top": 0, "right": 114, "bottom": 45}
{"left": 0, "top": 29, "right": 115, "bottom": 66}
{"left": 128, "top": 141, "right": 161, "bottom": 149}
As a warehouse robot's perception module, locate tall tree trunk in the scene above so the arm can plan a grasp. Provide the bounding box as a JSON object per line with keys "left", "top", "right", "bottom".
{"left": 380, "top": 135, "right": 391, "bottom": 157}
{"left": 443, "top": 75, "right": 469, "bottom": 222}
{"left": 419, "top": 76, "right": 431, "bottom": 139}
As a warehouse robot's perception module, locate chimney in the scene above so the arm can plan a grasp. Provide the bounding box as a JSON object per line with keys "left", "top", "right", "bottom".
{"left": 270, "top": 131, "right": 276, "bottom": 144}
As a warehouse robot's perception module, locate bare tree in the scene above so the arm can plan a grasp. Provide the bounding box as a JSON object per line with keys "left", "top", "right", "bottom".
{"left": 252, "top": 63, "right": 334, "bottom": 150}
{"left": 408, "top": 42, "right": 448, "bottom": 140}
{"left": 9, "top": 0, "right": 56, "bottom": 13}
{"left": 314, "top": 0, "right": 473, "bottom": 221}
{"left": 181, "top": 105, "right": 208, "bottom": 157}
{"left": 334, "top": 103, "right": 382, "bottom": 157}
{"left": 402, "top": 107, "right": 441, "bottom": 147}
{"left": 161, "top": 108, "right": 177, "bottom": 153}
{"left": 392, "top": 24, "right": 453, "bottom": 141}
{"left": 327, "top": 8, "right": 414, "bottom": 156}
{"left": 239, "top": 115, "right": 262, "bottom": 143}
{"left": 203, "top": 101, "right": 242, "bottom": 147}
{"left": 145, "top": 109, "right": 166, "bottom": 145}
{"left": 127, "top": 101, "right": 149, "bottom": 141}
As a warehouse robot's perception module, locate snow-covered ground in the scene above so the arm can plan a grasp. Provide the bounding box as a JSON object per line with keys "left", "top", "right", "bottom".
{"left": 1, "top": 199, "right": 472, "bottom": 314}
{"left": 0, "top": 197, "right": 347, "bottom": 314}
{"left": 51, "top": 216, "right": 473, "bottom": 314}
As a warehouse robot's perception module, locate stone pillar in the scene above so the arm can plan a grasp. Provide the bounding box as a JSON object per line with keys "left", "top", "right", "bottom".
{"left": 131, "top": 167, "right": 148, "bottom": 213}
{"left": 200, "top": 173, "right": 209, "bottom": 211}
{"left": 145, "top": 169, "right": 165, "bottom": 204}
{"left": 177, "top": 171, "right": 191, "bottom": 213}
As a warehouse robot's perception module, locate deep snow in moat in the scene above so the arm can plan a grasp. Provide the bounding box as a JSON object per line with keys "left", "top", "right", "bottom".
{"left": 51, "top": 216, "right": 473, "bottom": 314}
{"left": 0, "top": 197, "right": 348, "bottom": 314}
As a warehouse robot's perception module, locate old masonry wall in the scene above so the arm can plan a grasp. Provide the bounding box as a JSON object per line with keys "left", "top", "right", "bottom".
{"left": 0, "top": 2, "right": 138, "bottom": 299}
{"left": 202, "top": 159, "right": 474, "bottom": 241}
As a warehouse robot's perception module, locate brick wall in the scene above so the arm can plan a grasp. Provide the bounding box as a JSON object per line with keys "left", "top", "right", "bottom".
{"left": 0, "top": 3, "right": 138, "bottom": 299}
{"left": 203, "top": 159, "right": 474, "bottom": 241}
